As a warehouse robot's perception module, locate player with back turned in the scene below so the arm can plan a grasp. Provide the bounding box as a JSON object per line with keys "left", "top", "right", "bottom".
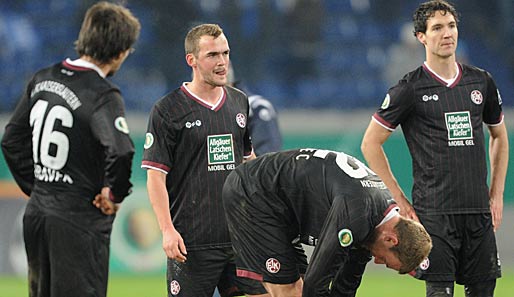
{"left": 1, "top": 2, "right": 140, "bottom": 297}
{"left": 361, "top": 1, "right": 508, "bottom": 296}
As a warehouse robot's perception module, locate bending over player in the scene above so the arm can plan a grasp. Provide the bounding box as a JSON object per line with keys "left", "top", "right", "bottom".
{"left": 222, "top": 148, "right": 432, "bottom": 297}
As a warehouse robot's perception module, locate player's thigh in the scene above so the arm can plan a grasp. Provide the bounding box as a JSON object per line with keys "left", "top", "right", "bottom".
{"left": 167, "top": 248, "right": 232, "bottom": 297}
{"left": 23, "top": 205, "right": 51, "bottom": 297}
{"left": 47, "top": 215, "right": 110, "bottom": 297}
{"left": 240, "top": 216, "right": 301, "bottom": 284}
{"left": 456, "top": 213, "right": 500, "bottom": 285}
{"left": 217, "top": 247, "right": 268, "bottom": 296}
{"left": 414, "top": 214, "right": 458, "bottom": 282}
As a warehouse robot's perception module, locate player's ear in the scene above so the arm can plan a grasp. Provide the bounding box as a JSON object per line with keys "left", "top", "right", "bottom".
{"left": 186, "top": 53, "right": 196, "bottom": 67}
{"left": 384, "top": 232, "right": 399, "bottom": 247}
{"left": 416, "top": 31, "right": 426, "bottom": 45}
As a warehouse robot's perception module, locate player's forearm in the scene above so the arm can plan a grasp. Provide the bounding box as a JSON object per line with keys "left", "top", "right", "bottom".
{"left": 147, "top": 173, "right": 174, "bottom": 232}
{"left": 361, "top": 141, "right": 405, "bottom": 200}
{"left": 488, "top": 126, "right": 509, "bottom": 200}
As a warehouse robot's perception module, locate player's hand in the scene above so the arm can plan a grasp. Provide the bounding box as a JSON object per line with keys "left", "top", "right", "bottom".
{"left": 490, "top": 195, "right": 503, "bottom": 232}
{"left": 162, "top": 227, "right": 187, "bottom": 262}
{"left": 93, "top": 187, "right": 120, "bottom": 215}
{"left": 395, "top": 195, "right": 419, "bottom": 223}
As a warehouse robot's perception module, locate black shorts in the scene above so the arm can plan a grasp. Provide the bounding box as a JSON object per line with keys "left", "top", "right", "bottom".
{"left": 23, "top": 195, "right": 113, "bottom": 297}
{"left": 166, "top": 247, "right": 267, "bottom": 297}
{"left": 222, "top": 173, "right": 308, "bottom": 285}
{"left": 413, "top": 213, "right": 501, "bottom": 284}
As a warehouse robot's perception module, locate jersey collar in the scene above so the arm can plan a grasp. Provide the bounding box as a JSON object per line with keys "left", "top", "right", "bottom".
{"left": 423, "top": 61, "right": 461, "bottom": 88}
{"left": 64, "top": 58, "right": 106, "bottom": 78}
{"left": 376, "top": 206, "right": 400, "bottom": 228}
{"left": 181, "top": 82, "right": 226, "bottom": 111}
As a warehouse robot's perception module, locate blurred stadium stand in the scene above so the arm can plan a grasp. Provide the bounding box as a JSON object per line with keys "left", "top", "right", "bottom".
{"left": 0, "top": 0, "right": 512, "bottom": 112}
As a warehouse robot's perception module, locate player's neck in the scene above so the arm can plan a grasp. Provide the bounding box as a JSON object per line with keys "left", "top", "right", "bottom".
{"left": 187, "top": 81, "right": 224, "bottom": 104}
{"left": 425, "top": 55, "right": 457, "bottom": 80}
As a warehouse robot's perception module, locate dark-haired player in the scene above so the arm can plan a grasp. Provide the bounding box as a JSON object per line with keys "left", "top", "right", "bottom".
{"left": 1, "top": 2, "right": 140, "bottom": 297}
{"left": 141, "top": 24, "right": 267, "bottom": 297}
{"left": 361, "top": 1, "right": 508, "bottom": 296}
{"left": 223, "top": 148, "right": 432, "bottom": 297}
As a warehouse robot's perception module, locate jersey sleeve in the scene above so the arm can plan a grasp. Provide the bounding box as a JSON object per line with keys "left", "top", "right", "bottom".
{"left": 1, "top": 86, "right": 34, "bottom": 196}
{"left": 373, "top": 82, "right": 416, "bottom": 131}
{"left": 303, "top": 196, "right": 371, "bottom": 296}
{"left": 90, "top": 91, "right": 134, "bottom": 202}
{"left": 329, "top": 247, "right": 371, "bottom": 296}
{"left": 141, "top": 101, "right": 174, "bottom": 173}
{"left": 482, "top": 71, "right": 504, "bottom": 125}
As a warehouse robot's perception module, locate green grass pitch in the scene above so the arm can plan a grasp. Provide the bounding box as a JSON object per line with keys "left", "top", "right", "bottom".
{"left": 1, "top": 270, "right": 513, "bottom": 297}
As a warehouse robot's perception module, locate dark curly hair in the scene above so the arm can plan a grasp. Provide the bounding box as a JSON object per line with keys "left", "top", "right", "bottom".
{"left": 412, "top": 0, "right": 459, "bottom": 36}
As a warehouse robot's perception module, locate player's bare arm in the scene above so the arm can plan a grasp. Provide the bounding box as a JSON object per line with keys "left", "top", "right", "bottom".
{"left": 487, "top": 122, "right": 509, "bottom": 231}
{"left": 361, "top": 120, "right": 419, "bottom": 222}
{"left": 147, "top": 169, "right": 187, "bottom": 262}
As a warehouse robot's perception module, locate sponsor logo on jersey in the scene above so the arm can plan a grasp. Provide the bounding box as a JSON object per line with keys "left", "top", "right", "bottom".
{"left": 169, "top": 280, "right": 181, "bottom": 295}
{"left": 266, "top": 258, "right": 281, "bottom": 273}
{"left": 144, "top": 133, "right": 154, "bottom": 149}
{"left": 114, "top": 117, "right": 130, "bottom": 134}
{"left": 445, "top": 111, "right": 475, "bottom": 147}
{"left": 419, "top": 257, "right": 430, "bottom": 270}
{"left": 60, "top": 69, "right": 74, "bottom": 76}
{"left": 235, "top": 113, "right": 246, "bottom": 128}
{"left": 422, "top": 94, "right": 439, "bottom": 102}
{"left": 338, "top": 229, "right": 353, "bottom": 247}
{"left": 207, "top": 134, "right": 235, "bottom": 167}
{"left": 381, "top": 94, "right": 390, "bottom": 109}
{"left": 185, "top": 120, "right": 202, "bottom": 129}
{"left": 470, "top": 90, "right": 483, "bottom": 105}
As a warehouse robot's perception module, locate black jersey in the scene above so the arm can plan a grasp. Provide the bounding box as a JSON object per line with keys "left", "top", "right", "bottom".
{"left": 141, "top": 84, "right": 253, "bottom": 250}
{"left": 231, "top": 148, "right": 397, "bottom": 293}
{"left": 374, "top": 63, "right": 503, "bottom": 215}
{"left": 1, "top": 60, "right": 134, "bottom": 203}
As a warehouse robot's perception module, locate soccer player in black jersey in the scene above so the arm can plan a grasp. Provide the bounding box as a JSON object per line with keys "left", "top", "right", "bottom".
{"left": 222, "top": 148, "right": 432, "bottom": 297}
{"left": 142, "top": 24, "right": 266, "bottom": 297}
{"left": 361, "top": 1, "right": 508, "bottom": 296}
{"left": 1, "top": 2, "right": 140, "bottom": 297}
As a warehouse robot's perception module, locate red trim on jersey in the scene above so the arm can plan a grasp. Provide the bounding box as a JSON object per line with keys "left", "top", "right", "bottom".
{"left": 213, "top": 88, "right": 227, "bottom": 112}
{"left": 236, "top": 269, "right": 263, "bottom": 281}
{"left": 383, "top": 204, "right": 399, "bottom": 216}
{"left": 372, "top": 113, "right": 396, "bottom": 130}
{"left": 141, "top": 160, "right": 170, "bottom": 173}
{"left": 422, "top": 63, "right": 462, "bottom": 88}
{"left": 62, "top": 60, "right": 93, "bottom": 72}
{"left": 180, "top": 85, "right": 227, "bottom": 111}
{"left": 486, "top": 111, "right": 505, "bottom": 126}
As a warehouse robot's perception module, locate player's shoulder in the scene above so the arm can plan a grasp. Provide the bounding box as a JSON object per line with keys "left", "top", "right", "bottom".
{"left": 152, "top": 86, "right": 184, "bottom": 108}
{"left": 248, "top": 94, "right": 275, "bottom": 111}
{"left": 399, "top": 65, "right": 425, "bottom": 85}
{"left": 225, "top": 85, "right": 248, "bottom": 100}
{"left": 460, "top": 63, "right": 494, "bottom": 80}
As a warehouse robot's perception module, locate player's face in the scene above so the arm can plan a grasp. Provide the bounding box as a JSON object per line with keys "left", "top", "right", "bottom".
{"left": 369, "top": 243, "right": 402, "bottom": 272}
{"left": 192, "top": 34, "right": 230, "bottom": 87}
{"left": 417, "top": 10, "right": 458, "bottom": 60}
